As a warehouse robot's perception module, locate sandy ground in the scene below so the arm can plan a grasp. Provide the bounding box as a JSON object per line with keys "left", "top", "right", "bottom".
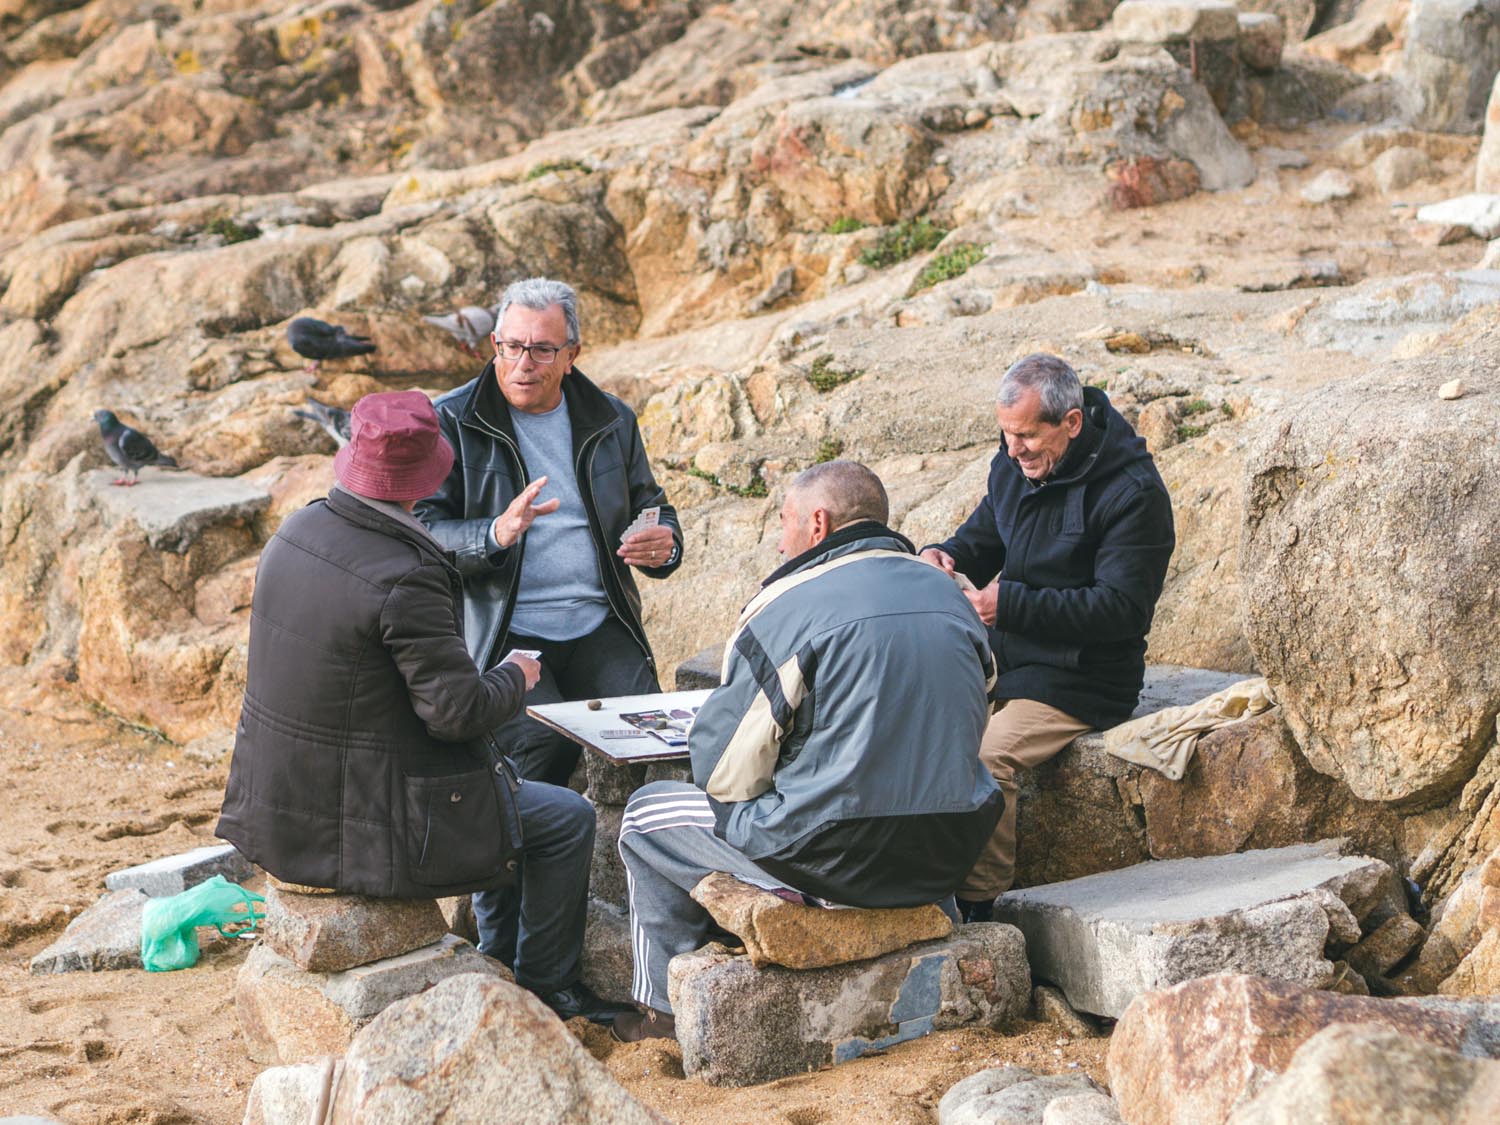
{"left": 0, "top": 669, "right": 1108, "bottom": 1124}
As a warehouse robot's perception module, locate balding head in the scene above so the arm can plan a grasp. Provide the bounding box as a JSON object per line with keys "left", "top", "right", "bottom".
{"left": 777, "top": 460, "right": 889, "bottom": 558}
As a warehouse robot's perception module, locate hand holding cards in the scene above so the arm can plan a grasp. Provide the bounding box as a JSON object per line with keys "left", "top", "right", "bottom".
{"left": 502, "top": 648, "right": 542, "bottom": 691}
{"left": 617, "top": 506, "right": 675, "bottom": 569}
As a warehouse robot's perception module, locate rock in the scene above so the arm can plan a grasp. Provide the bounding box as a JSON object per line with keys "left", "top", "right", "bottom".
{"left": 1237, "top": 13, "right": 1285, "bottom": 73}
{"left": 1417, "top": 194, "right": 1500, "bottom": 238}
{"left": 1296, "top": 269, "right": 1500, "bottom": 357}
{"left": 235, "top": 934, "right": 508, "bottom": 1065}
{"left": 28, "top": 889, "right": 146, "bottom": 974}
{"left": 995, "top": 842, "right": 1393, "bottom": 1017}
{"left": 1033, "top": 984, "right": 1104, "bottom": 1038}
{"left": 1439, "top": 377, "right": 1468, "bottom": 398}
{"left": 589, "top": 801, "right": 627, "bottom": 908}
{"left": 1111, "top": 0, "right": 1241, "bottom": 42}
{"left": 1441, "top": 924, "right": 1500, "bottom": 994}
{"left": 242, "top": 1058, "right": 342, "bottom": 1125}
{"left": 1401, "top": 851, "right": 1499, "bottom": 991}
{"left": 89, "top": 469, "right": 271, "bottom": 554}
{"left": 583, "top": 750, "right": 646, "bottom": 806}
{"left": 437, "top": 895, "right": 478, "bottom": 944}
{"left": 1371, "top": 146, "right": 1436, "bottom": 194}
{"left": 260, "top": 885, "right": 449, "bottom": 973}
{"left": 1043, "top": 1092, "right": 1125, "bottom": 1124}
{"left": 328, "top": 973, "right": 664, "bottom": 1124}
{"left": 1241, "top": 361, "right": 1500, "bottom": 805}
{"left": 1480, "top": 72, "right": 1500, "bottom": 191}
{"left": 1347, "top": 913, "right": 1427, "bottom": 979}
{"left": 1299, "top": 169, "right": 1354, "bottom": 204}
{"left": 1228, "top": 1023, "right": 1500, "bottom": 1124}
{"left": 674, "top": 645, "right": 725, "bottom": 690}
{"left": 1398, "top": 0, "right": 1500, "bottom": 133}
{"left": 103, "top": 843, "right": 252, "bottom": 898}
{"left": 690, "top": 872, "right": 953, "bottom": 970}
{"left": 1106, "top": 973, "right": 1500, "bottom": 1125}
{"left": 581, "top": 897, "right": 633, "bottom": 1002}
{"left": 669, "top": 923, "right": 1029, "bottom": 1085}
{"left": 937, "top": 1067, "right": 1105, "bottom": 1125}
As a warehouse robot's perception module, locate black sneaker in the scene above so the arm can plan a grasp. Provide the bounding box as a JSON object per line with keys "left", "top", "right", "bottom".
{"left": 611, "top": 1006, "right": 677, "bottom": 1043}
{"left": 535, "top": 981, "right": 633, "bottom": 1025}
{"left": 956, "top": 896, "right": 995, "bottom": 924}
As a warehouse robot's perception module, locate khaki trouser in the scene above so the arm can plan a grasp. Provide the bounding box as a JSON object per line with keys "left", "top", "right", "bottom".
{"left": 960, "top": 699, "right": 1093, "bottom": 901}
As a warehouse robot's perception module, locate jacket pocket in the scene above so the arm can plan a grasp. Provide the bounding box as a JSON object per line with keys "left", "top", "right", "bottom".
{"left": 402, "top": 767, "right": 507, "bottom": 887}
{"left": 995, "top": 629, "right": 1082, "bottom": 671}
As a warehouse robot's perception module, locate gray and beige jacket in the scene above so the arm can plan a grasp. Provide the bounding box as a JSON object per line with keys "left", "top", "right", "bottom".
{"left": 689, "top": 522, "right": 1003, "bottom": 908}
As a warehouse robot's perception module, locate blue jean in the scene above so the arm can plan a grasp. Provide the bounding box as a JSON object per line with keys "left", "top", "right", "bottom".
{"left": 472, "top": 776, "right": 594, "bottom": 994}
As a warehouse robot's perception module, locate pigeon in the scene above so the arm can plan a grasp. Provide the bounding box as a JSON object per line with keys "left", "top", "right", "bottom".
{"left": 292, "top": 397, "right": 351, "bottom": 449}
{"left": 423, "top": 305, "right": 497, "bottom": 357}
{"left": 286, "top": 317, "right": 377, "bottom": 372}
{"left": 93, "top": 409, "right": 180, "bottom": 486}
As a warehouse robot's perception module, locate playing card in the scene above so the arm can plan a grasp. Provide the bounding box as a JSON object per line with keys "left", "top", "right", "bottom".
{"left": 621, "top": 506, "right": 661, "bottom": 544}
{"left": 504, "top": 648, "right": 542, "bottom": 662}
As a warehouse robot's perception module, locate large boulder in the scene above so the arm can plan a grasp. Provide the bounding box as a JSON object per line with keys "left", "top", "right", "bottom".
{"left": 1240, "top": 358, "right": 1500, "bottom": 806}
{"left": 1106, "top": 973, "right": 1500, "bottom": 1124}
{"left": 327, "top": 973, "right": 664, "bottom": 1124}
{"left": 1398, "top": 0, "right": 1500, "bottom": 133}
{"left": 1229, "top": 1023, "right": 1500, "bottom": 1123}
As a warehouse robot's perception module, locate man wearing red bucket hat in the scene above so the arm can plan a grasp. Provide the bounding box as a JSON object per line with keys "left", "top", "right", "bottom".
{"left": 218, "top": 390, "right": 627, "bottom": 1025}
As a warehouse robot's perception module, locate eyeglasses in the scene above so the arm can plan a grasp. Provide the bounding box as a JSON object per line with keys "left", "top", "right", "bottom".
{"left": 495, "top": 339, "right": 567, "bottom": 364}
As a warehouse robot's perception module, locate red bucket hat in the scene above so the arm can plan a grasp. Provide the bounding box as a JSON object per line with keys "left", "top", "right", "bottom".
{"left": 333, "top": 391, "right": 454, "bottom": 502}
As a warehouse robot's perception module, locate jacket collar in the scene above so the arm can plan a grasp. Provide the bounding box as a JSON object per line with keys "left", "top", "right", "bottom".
{"left": 326, "top": 487, "right": 454, "bottom": 566}
{"left": 458, "top": 360, "right": 621, "bottom": 444}
{"left": 761, "top": 520, "right": 916, "bottom": 588}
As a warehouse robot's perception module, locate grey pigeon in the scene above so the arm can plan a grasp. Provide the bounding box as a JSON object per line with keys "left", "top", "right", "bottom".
{"left": 423, "top": 305, "right": 496, "bottom": 356}
{"left": 292, "top": 397, "right": 351, "bottom": 449}
{"left": 94, "top": 409, "right": 179, "bottom": 486}
{"left": 286, "top": 317, "right": 376, "bottom": 372}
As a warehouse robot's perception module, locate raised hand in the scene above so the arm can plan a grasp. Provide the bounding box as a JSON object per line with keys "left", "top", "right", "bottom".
{"left": 491, "top": 477, "right": 561, "bottom": 548}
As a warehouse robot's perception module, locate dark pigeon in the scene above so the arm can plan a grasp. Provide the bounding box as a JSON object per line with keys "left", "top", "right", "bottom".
{"left": 93, "top": 409, "right": 179, "bottom": 486}
{"left": 286, "top": 317, "right": 376, "bottom": 372}
{"left": 292, "top": 397, "right": 351, "bottom": 449}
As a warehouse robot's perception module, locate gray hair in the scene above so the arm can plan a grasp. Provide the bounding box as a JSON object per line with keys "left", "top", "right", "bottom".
{"left": 997, "top": 353, "right": 1083, "bottom": 424}
{"left": 498, "top": 277, "right": 581, "bottom": 345}
{"left": 789, "top": 460, "right": 889, "bottom": 529}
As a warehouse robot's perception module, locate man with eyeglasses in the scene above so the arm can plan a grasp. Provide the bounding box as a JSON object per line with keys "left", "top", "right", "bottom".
{"left": 416, "top": 277, "right": 681, "bottom": 1023}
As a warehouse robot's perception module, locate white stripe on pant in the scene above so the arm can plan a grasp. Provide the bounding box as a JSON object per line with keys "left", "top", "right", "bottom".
{"left": 618, "top": 780, "right": 797, "bottom": 1014}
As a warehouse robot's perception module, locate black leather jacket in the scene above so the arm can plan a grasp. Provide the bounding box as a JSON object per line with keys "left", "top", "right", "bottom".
{"left": 416, "top": 364, "right": 682, "bottom": 672}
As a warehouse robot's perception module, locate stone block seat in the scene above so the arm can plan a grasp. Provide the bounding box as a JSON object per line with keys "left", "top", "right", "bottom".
{"left": 235, "top": 881, "right": 503, "bottom": 1065}
{"left": 663, "top": 874, "right": 1031, "bottom": 1086}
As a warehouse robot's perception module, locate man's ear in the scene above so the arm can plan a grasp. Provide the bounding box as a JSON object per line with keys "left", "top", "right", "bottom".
{"left": 1064, "top": 406, "right": 1084, "bottom": 439}
{"left": 808, "top": 507, "right": 832, "bottom": 546}
{"left": 566, "top": 343, "right": 583, "bottom": 374}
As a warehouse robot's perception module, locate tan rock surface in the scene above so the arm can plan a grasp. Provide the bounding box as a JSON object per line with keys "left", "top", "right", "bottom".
{"left": 260, "top": 884, "right": 449, "bottom": 974}
{"left": 689, "top": 872, "right": 953, "bottom": 970}
{"left": 1107, "top": 973, "right": 1500, "bottom": 1125}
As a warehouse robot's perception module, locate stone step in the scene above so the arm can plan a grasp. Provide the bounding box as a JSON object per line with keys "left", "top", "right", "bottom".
{"left": 104, "top": 843, "right": 253, "bottom": 897}
{"left": 994, "top": 841, "right": 1395, "bottom": 1018}
{"left": 91, "top": 469, "right": 271, "bottom": 553}
{"left": 260, "top": 884, "right": 449, "bottom": 973}
{"left": 668, "top": 922, "right": 1029, "bottom": 1086}
{"left": 235, "top": 933, "right": 507, "bottom": 1065}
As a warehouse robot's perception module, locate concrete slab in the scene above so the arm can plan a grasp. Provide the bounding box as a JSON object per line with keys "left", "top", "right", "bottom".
{"left": 104, "top": 843, "right": 253, "bottom": 897}
{"left": 995, "top": 841, "right": 1391, "bottom": 1017}
{"left": 90, "top": 468, "right": 270, "bottom": 552}
{"left": 669, "top": 922, "right": 1029, "bottom": 1085}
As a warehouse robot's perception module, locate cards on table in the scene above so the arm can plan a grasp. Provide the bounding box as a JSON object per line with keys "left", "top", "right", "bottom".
{"left": 620, "top": 506, "right": 660, "bottom": 545}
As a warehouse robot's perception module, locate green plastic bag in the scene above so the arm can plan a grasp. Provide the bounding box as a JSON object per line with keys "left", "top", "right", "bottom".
{"left": 140, "top": 874, "right": 265, "bottom": 972}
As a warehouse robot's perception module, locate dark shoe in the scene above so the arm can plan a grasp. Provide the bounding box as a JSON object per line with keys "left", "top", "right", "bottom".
{"left": 956, "top": 896, "right": 995, "bottom": 924}
{"left": 611, "top": 1006, "right": 677, "bottom": 1043}
{"left": 536, "top": 981, "right": 633, "bottom": 1025}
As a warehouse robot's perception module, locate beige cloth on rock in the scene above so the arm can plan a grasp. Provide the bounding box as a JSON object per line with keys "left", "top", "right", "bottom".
{"left": 1102, "top": 677, "right": 1275, "bottom": 780}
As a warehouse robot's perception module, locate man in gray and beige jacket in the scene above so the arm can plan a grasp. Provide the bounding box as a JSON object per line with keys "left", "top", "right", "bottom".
{"left": 611, "top": 460, "right": 1001, "bottom": 1042}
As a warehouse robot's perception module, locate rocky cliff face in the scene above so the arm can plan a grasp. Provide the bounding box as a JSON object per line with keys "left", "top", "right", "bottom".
{"left": 2, "top": 0, "right": 1498, "bottom": 917}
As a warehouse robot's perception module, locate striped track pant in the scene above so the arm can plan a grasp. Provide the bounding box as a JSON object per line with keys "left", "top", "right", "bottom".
{"left": 617, "top": 780, "right": 794, "bottom": 1013}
